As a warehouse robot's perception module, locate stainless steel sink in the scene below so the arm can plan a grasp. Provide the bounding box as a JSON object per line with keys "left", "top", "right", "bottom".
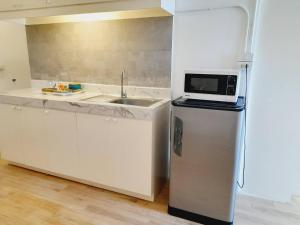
{"left": 80, "top": 95, "right": 117, "bottom": 103}
{"left": 110, "top": 98, "right": 160, "bottom": 107}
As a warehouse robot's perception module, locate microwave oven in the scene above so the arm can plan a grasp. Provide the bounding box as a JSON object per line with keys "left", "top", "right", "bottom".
{"left": 183, "top": 70, "right": 241, "bottom": 103}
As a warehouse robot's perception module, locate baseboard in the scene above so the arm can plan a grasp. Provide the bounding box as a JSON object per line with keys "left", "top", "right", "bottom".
{"left": 7, "top": 161, "right": 155, "bottom": 201}
{"left": 168, "top": 206, "right": 233, "bottom": 225}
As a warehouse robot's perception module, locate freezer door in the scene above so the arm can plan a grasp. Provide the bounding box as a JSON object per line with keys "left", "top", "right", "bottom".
{"left": 169, "top": 106, "right": 244, "bottom": 222}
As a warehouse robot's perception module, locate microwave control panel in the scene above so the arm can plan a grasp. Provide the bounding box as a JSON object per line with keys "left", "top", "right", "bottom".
{"left": 226, "top": 76, "right": 238, "bottom": 96}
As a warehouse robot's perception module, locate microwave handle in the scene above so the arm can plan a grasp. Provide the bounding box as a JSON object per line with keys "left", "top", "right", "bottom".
{"left": 173, "top": 117, "right": 183, "bottom": 157}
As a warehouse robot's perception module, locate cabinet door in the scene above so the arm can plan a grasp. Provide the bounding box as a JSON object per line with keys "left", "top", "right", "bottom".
{"left": 77, "top": 113, "right": 114, "bottom": 186}
{"left": 21, "top": 107, "right": 49, "bottom": 171}
{"left": 0, "top": 0, "right": 46, "bottom": 12}
{"left": 0, "top": 104, "right": 24, "bottom": 164}
{"left": 44, "top": 109, "right": 78, "bottom": 177}
{"left": 46, "top": 0, "right": 110, "bottom": 7}
{"left": 110, "top": 117, "right": 153, "bottom": 196}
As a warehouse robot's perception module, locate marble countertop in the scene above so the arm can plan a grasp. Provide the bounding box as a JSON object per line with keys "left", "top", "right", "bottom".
{"left": 0, "top": 88, "right": 170, "bottom": 120}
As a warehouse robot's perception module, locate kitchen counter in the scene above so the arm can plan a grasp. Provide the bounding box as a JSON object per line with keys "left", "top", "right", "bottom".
{"left": 0, "top": 88, "right": 170, "bottom": 120}
{"left": 0, "top": 85, "right": 170, "bottom": 201}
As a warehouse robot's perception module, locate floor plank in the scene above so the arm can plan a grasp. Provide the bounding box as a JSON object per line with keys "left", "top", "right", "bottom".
{"left": 0, "top": 160, "right": 299, "bottom": 225}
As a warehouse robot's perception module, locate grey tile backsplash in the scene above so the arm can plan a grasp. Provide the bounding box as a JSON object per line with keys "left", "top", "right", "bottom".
{"left": 26, "top": 17, "right": 173, "bottom": 88}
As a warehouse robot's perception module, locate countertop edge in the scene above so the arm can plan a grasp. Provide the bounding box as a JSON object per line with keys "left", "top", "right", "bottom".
{"left": 0, "top": 92, "right": 170, "bottom": 121}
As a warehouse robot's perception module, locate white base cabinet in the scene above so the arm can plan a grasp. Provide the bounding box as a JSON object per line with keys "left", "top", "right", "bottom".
{"left": 110, "top": 116, "right": 152, "bottom": 196}
{"left": 44, "top": 109, "right": 78, "bottom": 177}
{"left": 77, "top": 113, "right": 153, "bottom": 197}
{"left": 0, "top": 104, "right": 24, "bottom": 164}
{"left": 0, "top": 103, "right": 169, "bottom": 201}
{"left": 77, "top": 114, "right": 115, "bottom": 188}
{"left": 21, "top": 106, "right": 49, "bottom": 171}
{"left": 0, "top": 104, "right": 78, "bottom": 176}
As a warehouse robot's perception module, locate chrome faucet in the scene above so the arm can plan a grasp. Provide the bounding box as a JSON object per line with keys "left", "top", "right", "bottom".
{"left": 121, "top": 70, "right": 127, "bottom": 98}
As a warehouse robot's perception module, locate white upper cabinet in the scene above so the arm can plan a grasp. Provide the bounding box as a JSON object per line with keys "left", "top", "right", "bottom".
{"left": 0, "top": 0, "right": 46, "bottom": 12}
{"left": 0, "top": 0, "right": 113, "bottom": 12}
{"left": 0, "top": 0, "right": 174, "bottom": 20}
{"left": 45, "top": 0, "right": 113, "bottom": 8}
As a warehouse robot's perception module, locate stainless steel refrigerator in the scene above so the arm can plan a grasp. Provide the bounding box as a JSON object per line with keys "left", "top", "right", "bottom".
{"left": 169, "top": 97, "right": 245, "bottom": 225}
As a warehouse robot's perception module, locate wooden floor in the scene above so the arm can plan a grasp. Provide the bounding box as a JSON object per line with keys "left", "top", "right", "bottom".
{"left": 0, "top": 160, "right": 299, "bottom": 225}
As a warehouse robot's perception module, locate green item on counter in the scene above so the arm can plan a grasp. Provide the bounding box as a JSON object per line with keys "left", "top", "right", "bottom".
{"left": 68, "top": 83, "right": 82, "bottom": 90}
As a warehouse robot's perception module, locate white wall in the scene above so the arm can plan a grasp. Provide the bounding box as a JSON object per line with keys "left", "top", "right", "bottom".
{"left": 243, "top": 0, "right": 300, "bottom": 202}
{"left": 0, "top": 20, "right": 31, "bottom": 91}
{"left": 172, "top": 4, "right": 247, "bottom": 98}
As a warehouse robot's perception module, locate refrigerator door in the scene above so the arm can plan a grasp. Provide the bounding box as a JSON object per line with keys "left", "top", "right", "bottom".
{"left": 169, "top": 105, "right": 244, "bottom": 223}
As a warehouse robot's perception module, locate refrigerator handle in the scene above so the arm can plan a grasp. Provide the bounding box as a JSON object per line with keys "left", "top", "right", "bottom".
{"left": 174, "top": 117, "right": 183, "bottom": 157}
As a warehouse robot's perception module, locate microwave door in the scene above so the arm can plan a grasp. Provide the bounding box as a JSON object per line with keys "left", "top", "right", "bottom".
{"left": 190, "top": 77, "right": 219, "bottom": 94}
{"left": 185, "top": 74, "right": 228, "bottom": 95}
